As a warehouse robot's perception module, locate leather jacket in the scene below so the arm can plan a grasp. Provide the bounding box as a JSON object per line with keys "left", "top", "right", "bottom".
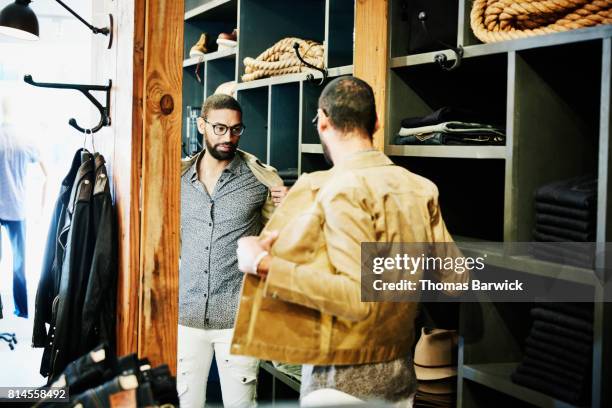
{"left": 33, "top": 150, "right": 116, "bottom": 380}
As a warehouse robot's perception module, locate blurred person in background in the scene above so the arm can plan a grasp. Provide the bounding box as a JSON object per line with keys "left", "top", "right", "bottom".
{"left": 0, "top": 97, "right": 46, "bottom": 318}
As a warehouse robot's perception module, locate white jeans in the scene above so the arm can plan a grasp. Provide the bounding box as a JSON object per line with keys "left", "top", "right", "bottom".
{"left": 178, "top": 325, "right": 259, "bottom": 408}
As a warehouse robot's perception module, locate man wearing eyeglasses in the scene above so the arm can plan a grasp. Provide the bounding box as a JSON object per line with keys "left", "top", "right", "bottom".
{"left": 178, "top": 93, "right": 287, "bottom": 408}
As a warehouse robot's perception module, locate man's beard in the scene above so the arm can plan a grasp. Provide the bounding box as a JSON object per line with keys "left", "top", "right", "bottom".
{"left": 205, "top": 137, "right": 238, "bottom": 160}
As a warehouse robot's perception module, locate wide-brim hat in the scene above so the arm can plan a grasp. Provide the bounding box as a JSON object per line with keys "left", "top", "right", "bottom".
{"left": 414, "top": 327, "right": 458, "bottom": 380}
{"left": 417, "top": 377, "right": 456, "bottom": 394}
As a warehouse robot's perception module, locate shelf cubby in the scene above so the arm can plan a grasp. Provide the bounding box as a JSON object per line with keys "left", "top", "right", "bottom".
{"left": 300, "top": 152, "right": 331, "bottom": 174}
{"left": 505, "top": 40, "right": 602, "bottom": 242}
{"left": 237, "top": 87, "right": 269, "bottom": 162}
{"left": 325, "top": 0, "right": 355, "bottom": 68}
{"left": 387, "top": 53, "right": 508, "bottom": 147}
{"left": 391, "top": 156, "right": 505, "bottom": 241}
{"left": 237, "top": 0, "right": 326, "bottom": 83}
{"left": 204, "top": 56, "right": 236, "bottom": 98}
{"left": 388, "top": 0, "right": 460, "bottom": 58}
{"left": 269, "top": 83, "right": 300, "bottom": 172}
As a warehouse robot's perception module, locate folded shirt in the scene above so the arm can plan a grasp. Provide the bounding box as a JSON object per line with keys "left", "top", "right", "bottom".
{"left": 524, "top": 345, "right": 591, "bottom": 372}
{"left": 535, "top": 224, "right": 594, "bottom": 242}
{"left": 394, "top": 132, "right": 505, "bottom": 146}
{"left": 530, "top": 308, "right": 593, "bottom": 333}
{"left": 398, "top": 121, "right": 505, "bottom": 137}
{"left": 525, "top": 337, "right": 592, "bottom": 367}
{"left": 533, "top": 229, "right": 594, "bottom": 244}
{"left": 529, "top": 241, "right": 595, "bottom": 264}
{"left": 531, "top": 319, "right": 592, "bottom": 343}
{"left": 535, "top": 213, "right": 594, "bottom": 232}
{"left": 511, "top": 370, "right": 585, "bottom": 404}
{"left": 400, "top": 107, "right": 491, "bottom": 128}
{"left": 521, "top": 356, "right": 588, "bottom": 383}
{"left": 530, "top": 328, "right": 592, "bottom": 354}
{"left": 535, "top": 202, "right": 593, "bottom": 221}
{"left": 535, "top": 176, "right": 597, "bottom": 210}
{"left": 538, "top": 301, "right": 594, "bottom": 320}
{"left": 531, "top": 247, "right": 594, "bottom": 269}
{"left": 515, "top": 363, "right": 586, "bottom": 392}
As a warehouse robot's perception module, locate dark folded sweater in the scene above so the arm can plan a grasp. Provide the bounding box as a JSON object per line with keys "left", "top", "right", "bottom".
{"left": 524, "top": 346, "right": 591, "bottom": 372}
{"left": 530, "top": 328, "right": 592, "bottom": 354}
{"left": 535, "top": 176, "right": 597, "bottom": 210}
{"left": 535, "top": 213, "right": 594, "bottom": 232}
{"left": 400, "top": 107, "right": 491, "bottom": 128}
{"left": 532, "top": 320, "right": 593, "bottom": 343}
{"left": 516, "top": 363, "right": 585, "bottom": 392}
{"left": 530, "top": 308, "right": 593, "bottom": 333}
{"left": 511, "top": 371, "right": 586, "bottom": 404}
{"left": 535, "top": 224, "right": 594, "bottom": 242}
{"left": 535, "top": 202, "right": 593, "bottom": 221}
{"left": 538, "top": 302, "right": 593, "bottom": 320}
{"left": 525, "top": 337, "right": 592, "bottom": 367}
{"left": 521, "top": 356, "right": 588, "bottom": 383}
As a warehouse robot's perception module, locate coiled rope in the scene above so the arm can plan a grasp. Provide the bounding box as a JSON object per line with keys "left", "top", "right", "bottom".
{"left": 242, "top": 37, "right": 325, "bottom": 82}
{"left": 471, "top": 0, "right": 612, "bottom": 43}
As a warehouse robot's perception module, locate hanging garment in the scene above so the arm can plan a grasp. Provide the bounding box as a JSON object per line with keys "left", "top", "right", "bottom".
{"left": 33, "top": 150, "right": 117, "bottom": 380}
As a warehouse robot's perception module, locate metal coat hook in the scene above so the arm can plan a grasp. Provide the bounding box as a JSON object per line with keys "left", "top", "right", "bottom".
{"left": 24, "top": 75, "right": 112, "bottom": 134}
{"left": 293, "top": 42, "right": 328, "bottom": 85}
{"left": 417, "top": 11, "right": 464, "bottom": 71}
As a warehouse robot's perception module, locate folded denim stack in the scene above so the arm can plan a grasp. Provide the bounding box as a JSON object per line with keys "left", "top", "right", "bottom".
{"left": 511, "top": 303, "right": 593, "bottom": 405}
{"left": 272, "top": 361, "right": 302, "bottom": 381}
{"left": 35, "top": 343, "right": 179, "bottom": 408}
{"left": 531, "top": 176, "right": 597, "bottom": 268}
{"left": 414, "top": 328, "right": 457, "bottom": 408}
{"left": 278, "top": 168, "right": 299, "bottom": 187}
{"left": 394, "top": 108, "right": 505, "bottom": 146}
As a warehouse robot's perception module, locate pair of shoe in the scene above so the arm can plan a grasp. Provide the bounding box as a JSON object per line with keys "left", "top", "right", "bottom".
{"left": 35, "top": 343, "right": 179, "bottom": 407}
{"left": 189, "top": 29, "right": 238, "bottom": 58}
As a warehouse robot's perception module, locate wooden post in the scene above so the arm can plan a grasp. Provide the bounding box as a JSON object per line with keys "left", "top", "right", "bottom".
{"left": 354, "top": 0, "right": 389, "bottom": 151}
{"left": 138, "top": 0, "right": 184, "bottom": 374}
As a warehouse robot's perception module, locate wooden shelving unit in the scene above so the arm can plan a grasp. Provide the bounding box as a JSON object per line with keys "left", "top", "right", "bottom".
{"left": 386, "top": 0, "right": 612, "bottom": 407}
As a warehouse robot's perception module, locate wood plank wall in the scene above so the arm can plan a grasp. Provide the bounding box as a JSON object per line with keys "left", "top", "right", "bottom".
{"left": 354, "top": 0, "right": 389, "bottom": 151}
{"left": 93, "top": 0, "right": 182, "bottom": 373}
{"left": 92, "top": 0, "right": 144, "bottom": 357}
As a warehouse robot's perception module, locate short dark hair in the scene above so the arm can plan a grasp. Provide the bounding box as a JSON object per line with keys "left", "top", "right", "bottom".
{"left": 201, "top": 94, "right": 242, "bottom": 119}
{"left": 318, "top": 76, "right": 376, "bottom": 137}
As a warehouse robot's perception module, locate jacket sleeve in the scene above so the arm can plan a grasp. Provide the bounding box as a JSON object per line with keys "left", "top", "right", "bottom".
{"left": 264, "top": 186, "right": 374, "bottom": 322}
{"left": 32, "top": 198, "right": 62, "bottom": 347}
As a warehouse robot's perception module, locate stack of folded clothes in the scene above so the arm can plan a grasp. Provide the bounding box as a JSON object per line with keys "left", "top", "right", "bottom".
{"left": 414, "top": 328, "right": 457, "bottom": 408}
{"left": 35, "top": 343, "right": 179, "bottom": 407}
{"left": 394, "top": 107, "right": 505, "bottom": 146}
{"left": 511, "top": 302, "right": 593, "bottom": 405}
{"left": 531, "top": 176, "right": 597, "bottom": 268}
{"left": 278, "top": 168, "right": 299, "bottom": 187}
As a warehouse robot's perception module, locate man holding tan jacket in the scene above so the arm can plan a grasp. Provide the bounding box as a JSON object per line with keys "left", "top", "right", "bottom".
{"left": 233, "top": 77, "right": 468, "bottom": 407}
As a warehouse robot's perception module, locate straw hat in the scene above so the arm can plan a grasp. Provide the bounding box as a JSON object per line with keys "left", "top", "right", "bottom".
{"left": 414, "top": 327, "right": 458, "bottom": 380}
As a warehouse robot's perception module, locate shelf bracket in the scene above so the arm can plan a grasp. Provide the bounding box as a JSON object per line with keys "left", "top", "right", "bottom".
{"left": 24, "top": 75, "right": 112, "bottom": 134}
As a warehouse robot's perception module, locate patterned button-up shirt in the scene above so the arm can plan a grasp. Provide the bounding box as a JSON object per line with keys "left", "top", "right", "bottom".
{"left": 180, "top": 152, "right": 268, "bottom": 329}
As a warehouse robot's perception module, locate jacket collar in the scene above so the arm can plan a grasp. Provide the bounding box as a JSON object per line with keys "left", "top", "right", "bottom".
{"left": 188, "top": 150, "right": 243, "bottom": 182}
{"left": 332, "top": 149, "right": 394, "bottom": 172}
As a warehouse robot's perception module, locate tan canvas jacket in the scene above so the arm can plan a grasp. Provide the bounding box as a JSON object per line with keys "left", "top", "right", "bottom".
{"left": 181, "top": 149, "right": 283, "bottom": 224}
{"left": 231, "top": 150, "right": 468, "bottom": 365}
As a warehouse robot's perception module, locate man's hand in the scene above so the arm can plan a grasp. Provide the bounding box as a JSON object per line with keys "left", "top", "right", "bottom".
{"left": 270, "top": 186, "right": 289, "bottom": 207}
{"left": 237, "top": 231, "right": 279, "bottom": 276}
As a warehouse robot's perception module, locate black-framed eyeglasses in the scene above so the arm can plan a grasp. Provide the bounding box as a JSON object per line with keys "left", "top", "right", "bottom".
{"left": 204, "top": 119, "right": 246, "bottom": 136}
